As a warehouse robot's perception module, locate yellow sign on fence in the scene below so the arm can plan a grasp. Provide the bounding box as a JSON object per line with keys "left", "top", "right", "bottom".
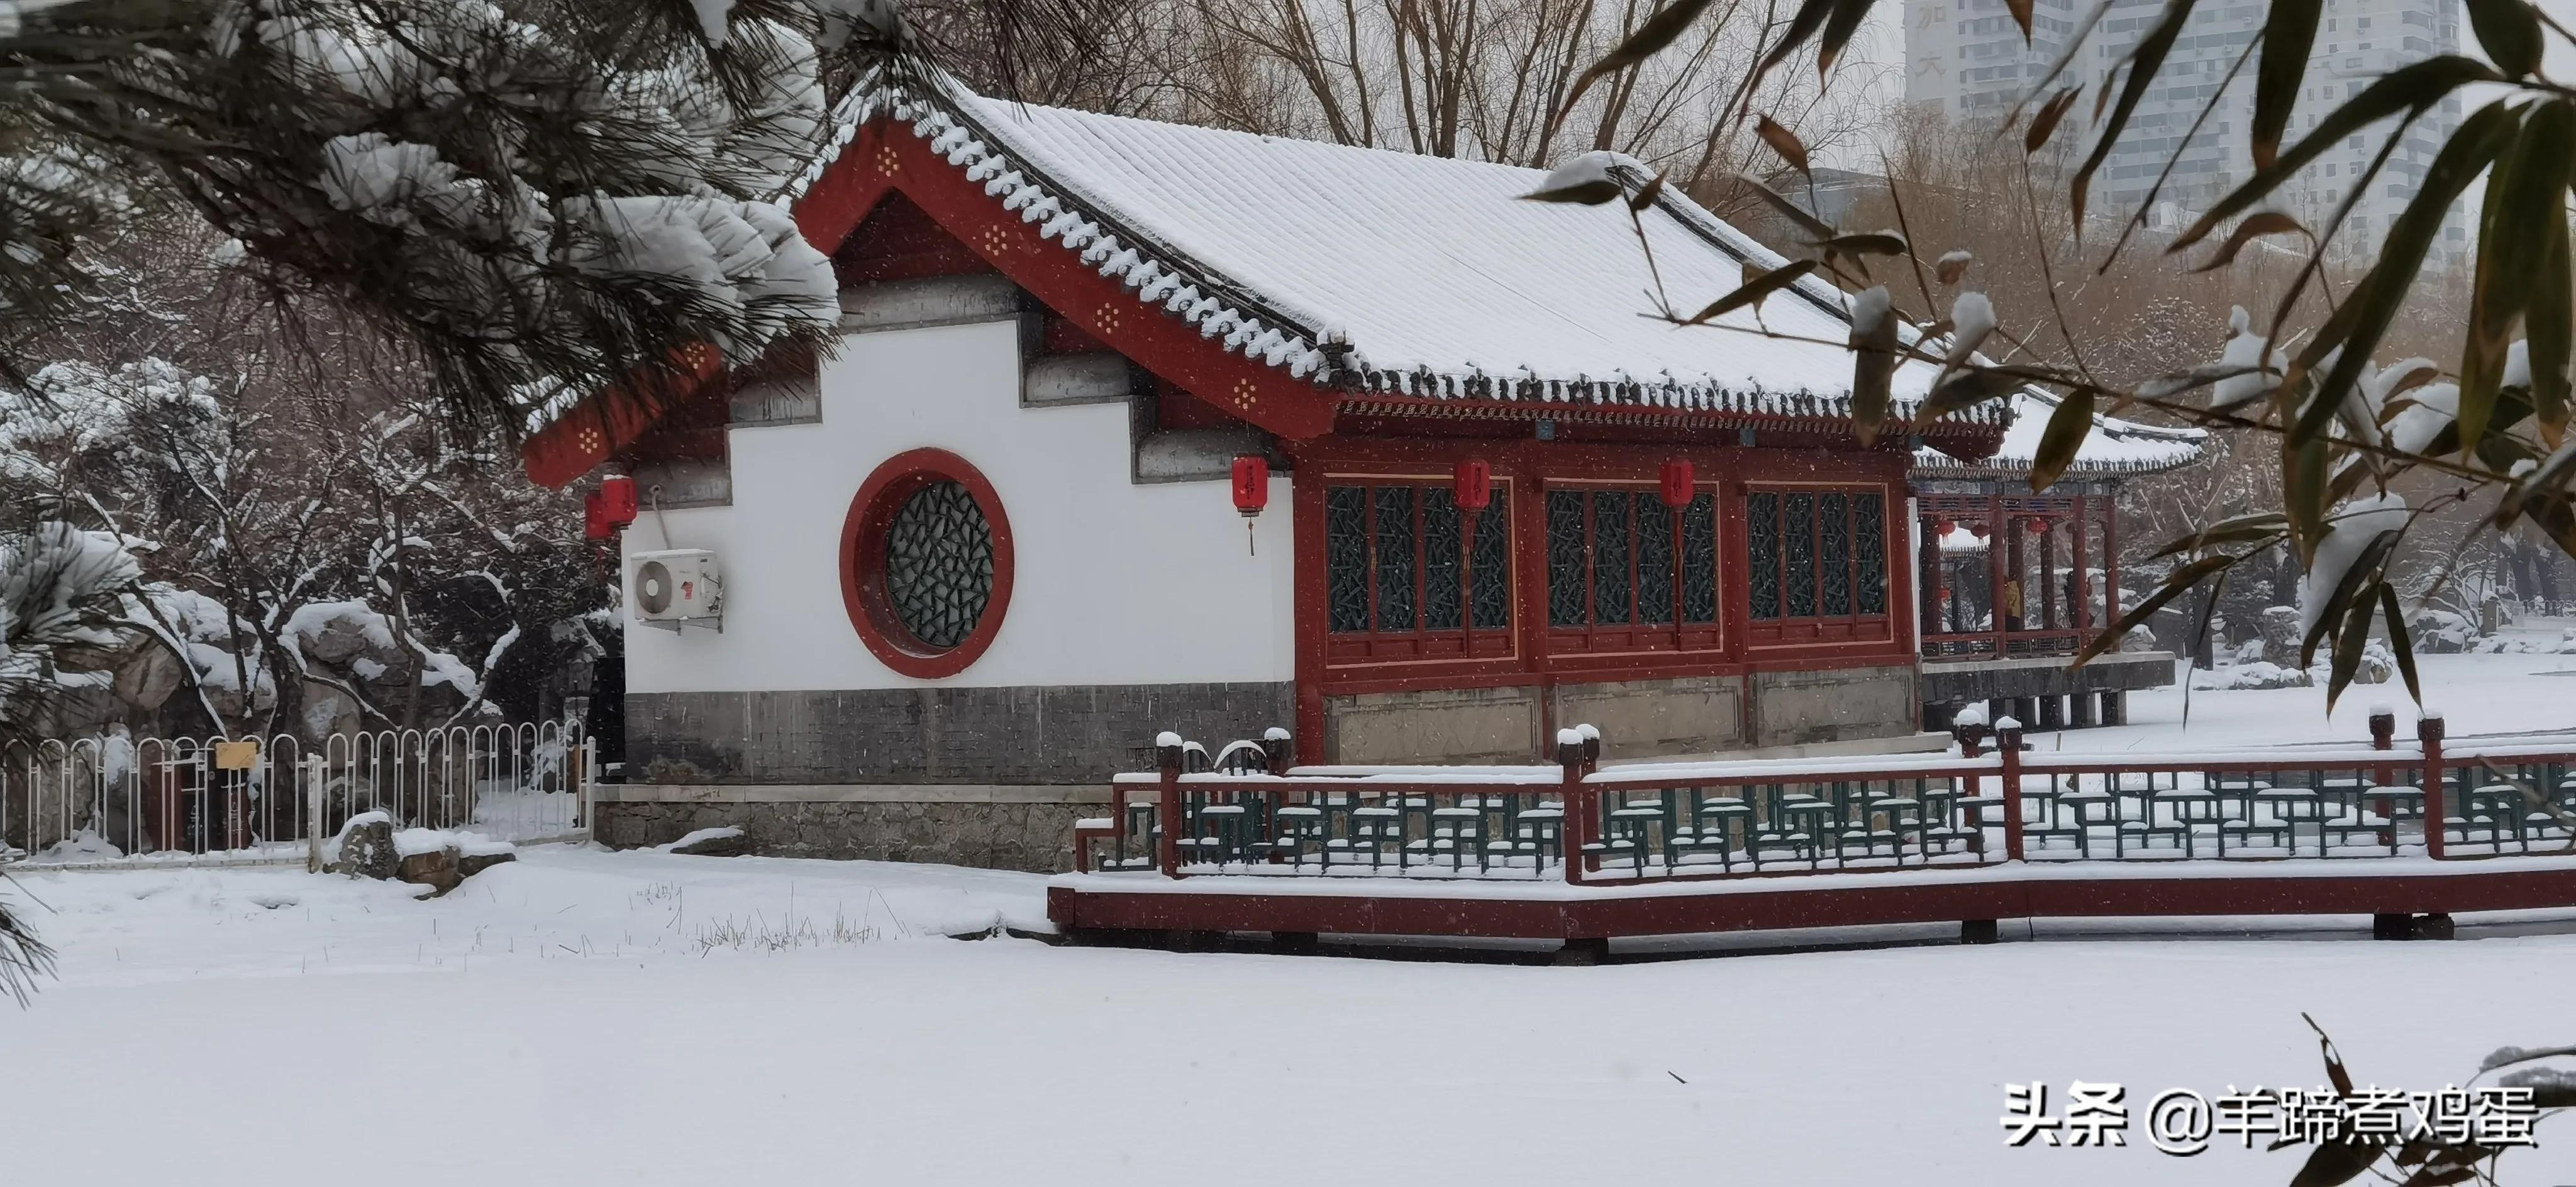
{"left": 211, "top": 740, "right": 258, "bottom": 771}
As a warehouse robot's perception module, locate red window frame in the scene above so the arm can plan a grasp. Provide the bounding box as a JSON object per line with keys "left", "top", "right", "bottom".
{"left": 1743, "top": 482, "right": 1894, "bottom": 648}
{"left": 1318, "top": 475, "right": 1516, "bottom": 669}
{"left": 839, "top": 448, "right": 1016, "bottom": 679}
{"left": 1541, "top": 481, "right": 1723, "bottom": 658}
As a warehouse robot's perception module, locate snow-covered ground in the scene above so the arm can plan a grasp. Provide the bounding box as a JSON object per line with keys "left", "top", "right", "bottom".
{"left": 2044, "top": 615, "right": 2576, "bottom": 753}
{"left": 5, "top": 844, "right": 2575, "bottom": 1186}
{"left": 10, "top": 641, "right": 2576, "bottom": 1186}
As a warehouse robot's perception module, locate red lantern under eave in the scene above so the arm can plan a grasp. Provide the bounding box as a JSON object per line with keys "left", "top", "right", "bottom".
{"left": 599, "top": 474, "right": 639, "bottom": 526}
{"left": 1230, "top": 455, "right": 1269, "bottom": 556}
{"left": 1658, "top": 459, "right": 1694, "bottom": 509}
{"left": 2025, "top": 517, "right": 2048, "bottom": 535}
{"left": 1935, "top": 518, "right": 1958, "bottom": 535}
{"left": 1453, "top": 458, "right": 1492, "bottom": 512}
{"left": 1230, "top": 455, "right": 1270, "bottom": 516}
{"left": 583, "top": 490, "right": 612, "bottom": 541}
{"left": 1971, "top": 523, "right": 1990, "bottom": 539}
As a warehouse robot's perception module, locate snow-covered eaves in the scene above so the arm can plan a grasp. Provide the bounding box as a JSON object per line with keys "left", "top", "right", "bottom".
{"left": 786, "top": 74, "right": 2012, "bottom": 433}
{"left": 1913, "top": 387, "right": 2205, "bottom": 479}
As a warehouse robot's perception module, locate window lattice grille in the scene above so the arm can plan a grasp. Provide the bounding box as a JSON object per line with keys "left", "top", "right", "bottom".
{"left": 883, "top": 480, "right": 996, "bottom": 649}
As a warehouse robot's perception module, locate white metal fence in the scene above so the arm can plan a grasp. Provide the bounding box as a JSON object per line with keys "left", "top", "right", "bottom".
{"left": 0, "top": 723, "right": 594, "bottom": 870}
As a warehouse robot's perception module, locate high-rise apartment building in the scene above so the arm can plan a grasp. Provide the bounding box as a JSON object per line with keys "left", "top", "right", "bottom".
{"left": 1903, "top": 0, "right": 2467, "bottom": 260}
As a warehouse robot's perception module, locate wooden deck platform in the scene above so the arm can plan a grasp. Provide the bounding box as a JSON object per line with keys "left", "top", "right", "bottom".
{"left": 1049, "top": 856, "right": 2576, "bottom": 945}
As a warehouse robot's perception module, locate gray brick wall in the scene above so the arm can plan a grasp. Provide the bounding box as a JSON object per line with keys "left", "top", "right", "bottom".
{"left": 625, "top": 682, "right": 1296, "bottom": 785}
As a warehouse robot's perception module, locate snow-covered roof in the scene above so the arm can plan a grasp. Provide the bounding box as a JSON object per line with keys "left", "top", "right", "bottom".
{"left": 790, "top": 74, "right": 2013, "bottom": 431}
{"left": 1913, "top": 387, "right": 2204, "bottom": 479}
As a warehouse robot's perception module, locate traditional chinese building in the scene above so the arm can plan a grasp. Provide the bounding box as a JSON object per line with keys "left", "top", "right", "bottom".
{"left": 516, "top": 73, "right": 2200, "bottom": 869}
{"left": 1909, "top": 388, "right": 2204, "bottom": 731}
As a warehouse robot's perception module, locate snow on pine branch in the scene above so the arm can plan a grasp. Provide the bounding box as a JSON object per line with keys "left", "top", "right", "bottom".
{"left": 6, "top": 0, "right": 845, "bottom": 434}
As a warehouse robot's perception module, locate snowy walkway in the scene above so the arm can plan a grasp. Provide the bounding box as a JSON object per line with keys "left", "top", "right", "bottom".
{"left": 5, "top": 845, "right": 2576, "bottom": 1185}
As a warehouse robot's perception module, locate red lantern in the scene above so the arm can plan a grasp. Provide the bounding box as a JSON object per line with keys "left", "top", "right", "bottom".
{"left": 2025, "top": 517, "right": 2048, "bottom": 535}
{"left": 1453, "top": 458, "right": 1492, "bottom": 512}
{"left": 599, "top": 473, "right": 639, "bottom": 527}
{"left": 1971, "top": 523, "right": 1990, "bottom": 540}
{"left": 1658, "top": 458, "right": 1694, "bottom": 509}
{"left": 1230, "top": 455, "right": 1269, "bottom": 556}
{"left": 583, "top": 490, "right": 612, "bottom": 541}
{"left": 1935, "top": 517, "right": 1957, "bottom": 535}
{"left": 1231, "top": 455, "right": 1269, "bottom": 516}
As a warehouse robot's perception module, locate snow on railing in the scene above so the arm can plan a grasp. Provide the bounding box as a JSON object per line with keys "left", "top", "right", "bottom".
{"left": 0, "top": 723, "right": 596, "bottom": 870}
{"left": 1075, "top": 714, "right": 2576, "bottom": 882}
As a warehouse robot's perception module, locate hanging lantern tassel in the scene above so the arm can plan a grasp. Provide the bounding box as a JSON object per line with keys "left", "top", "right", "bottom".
{"left": 1231, "top": 455, "right": 1270, "bottom": 556}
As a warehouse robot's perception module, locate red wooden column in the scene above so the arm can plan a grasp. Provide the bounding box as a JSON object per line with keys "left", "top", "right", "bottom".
{"left": 2104, "top": 497, "right": 2121, "bottom": 632}
{"left": 1987, "top": 495, "right": 2006, "bottom": 658}
{"left": 2070, "top": 495, "right": 2093, "bottom": 632}
{"left": 2040, "top": 517, "right": 2060, "bottom": 632}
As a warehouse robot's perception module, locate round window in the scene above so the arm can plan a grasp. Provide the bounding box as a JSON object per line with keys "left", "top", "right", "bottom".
{"left": 882, "top": 480, "right": 994, "bottom": 649}
{"left": 841, "top": 450, "right": 1014, "bottom": 678}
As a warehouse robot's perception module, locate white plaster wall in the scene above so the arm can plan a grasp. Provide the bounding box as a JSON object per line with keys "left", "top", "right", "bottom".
{"left": 625, "top": 318, "right": 1295, "bottom": 693}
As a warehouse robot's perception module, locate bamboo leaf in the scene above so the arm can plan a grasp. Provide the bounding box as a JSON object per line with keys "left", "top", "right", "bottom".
{"left": 2172, "top": 56, "right": 2504, "bottom": 252}
{"left": 2531, "top": 194, "right": 2572, "bottom": 446}
{"left": 2462, "top": 101, "right": 2573, "bottom": 456}
{"left": 2028, "top": 389, "right": 2096, "bottom": 492}
{"left": 2465, "top": 0, "right": 2541, "bottom": 77}
{"left": 1566, "top": 0, "right": 1728, "bottom": 111}
{"left": 1913, "top": 366, "right": 2019, "bottom": 424}
{"left": 2326, "top": 585, "right": 2377, "bottom": 714}
{"left": 1730, "top": 173, "right": 1836, "bottom": 241}
{"left": 2148, "top": 512, "right": 2289, "bottom": 559}
{"left": 2071, "top": 0, "right": 2197, "bottom": 229}
{"left": 1810, "top": 232, "right": 1909, "bottom": 256}
{"left": 2193, "top": 211, "right": 2307, "bottom": 272}
{"left": 2284, "top": 432, "right": 2331, "bottom": 565}
{"left": 2254, "top": 0, "right": 2325, "bottom": 169}
{"left": 1849, "top": 292, "right": 1901, "bottom": 447}
{"left": 2380, "top": 583, "right": 2422, "bottom": 704}
{"left": 2291, "top": 1137, "right": 2380, "bottom": 1187}
{"left": 1757, "top": 116, "right": 1811, "bottom": 178}
{"left": 1814, "top": 0, "right": 1881, "bottom": 75}
{"left": 2300, "top": 529, "right": 2400, "bottom": 667}
{"left": 2024, "top": 86, "right": 2081, "bottom": 154}
{"left": 1936, "top": 250, "right": 1974, "bottom": 284}
{"left": 1628, "top": 173, "right": 1668, "bottom": 213}
{"left": 2006, "top": 0, "right": 2033, "bottom": 41}
{"left": 2289, "top": 101, "right": 2521, "bottom": 444}
{"left": 1754, "top": 0, "right": 1841, "bottom": 82}
{"left": 1683, "top": 260, "right": 1819, "bottom": 325}
{"left": 2074, "top": 553, "right": 2234, "bottom": 666}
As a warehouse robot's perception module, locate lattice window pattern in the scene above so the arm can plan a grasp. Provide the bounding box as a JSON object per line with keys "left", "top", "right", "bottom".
{"left": 1636, "top": 495, "right": 1674, "bottom": 626}
{"left": 1856, "top": 494, "right": 1887, "bottom": 614}
{"left": 1682, "top": 494, "right": 1718, "bottom": 624}
{"left": 1748, "top": 491, "right": 1782, "bottom": 620}
{"left": 1820, "top": 492, "right": 1852, "bottom": 616}
{"left": 1472, "top": 490, "right": 1513, "bottom": 631}
{"left": 1548, "top": 491, "right": 1587, "bottom": 627}
{"left": 1325, "top": 487, "right": 1369, "bottom": 632}
{"left": 883, "top": 480, "right": 996, "bottom": 649}
{"left": 1372, "top": 485, "right": 1418, "bottom": 631}
{"left": 1424, "top": 488, "right": 1464, "bottom": 631}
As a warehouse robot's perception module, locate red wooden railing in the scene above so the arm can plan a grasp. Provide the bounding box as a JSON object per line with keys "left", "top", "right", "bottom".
{"left": 1074, "top": 710, "right": 2576, "bottom": 883}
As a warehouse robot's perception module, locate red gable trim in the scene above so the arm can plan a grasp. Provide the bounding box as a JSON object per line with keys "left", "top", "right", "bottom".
{"left": 519, "top": 114, "right": 1338, "bottom": 488}
{"left": 798, "top": 119, "right": 1338, "bottom": 436}
{"left": 523, "top": 343, "right": 726, "bottom": 489}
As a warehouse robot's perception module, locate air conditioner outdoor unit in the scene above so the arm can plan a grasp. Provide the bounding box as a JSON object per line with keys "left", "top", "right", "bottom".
{"left": 630, "top": 549, "right": 723, "bottom": 631}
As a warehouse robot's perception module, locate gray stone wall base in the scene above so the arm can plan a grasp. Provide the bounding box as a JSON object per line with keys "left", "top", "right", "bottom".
{"left": 1323, "top": 666, "right": 1913, "bottom": 765}
{"left": 1748, "top": 665, "right": 1918, "bottom": 748}
{"left": 597, "top": 799, "right": 1084, "bottom": 873}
